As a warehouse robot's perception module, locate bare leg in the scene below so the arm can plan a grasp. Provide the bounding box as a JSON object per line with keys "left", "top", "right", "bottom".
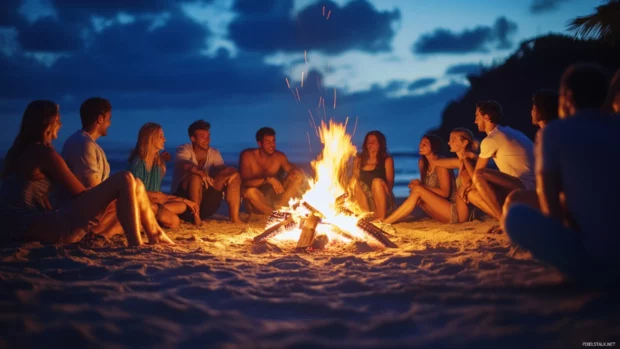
{"left": 182, "top": 175, "right": 204, "bottom": 226}
{"left": 242, "top": 187, "right": 274, "bottom": 215}
{"left": 466, "top": 188, "right": 496, "bottom": 219}
{"left": 275, "top": 169, "right": 306, "bottom": 208}
{"left": 371, "top": 178, "right": 389, "bottom": 219}
{"left": 472, "top": 169, "right": 524, "bottom": 220}
{"left": 134, "top": 179, "right": 174, "bottom": 244}
{"left": 28, "top": 172, "right": 143, "bottom": 246}
{"left": 352, "top": 183, "right": 371, "bottom": 212}
{"left": 225, "top": 174, "right": 242, "bottom": 223}
{"left": 156, "top": 206, "right": 181, "bottom": 230}
{"left": 383, "top": 193, "right": 419, "bottom": 224}
{"left": 91, "top": 201, "right": 123, "bottom": 238}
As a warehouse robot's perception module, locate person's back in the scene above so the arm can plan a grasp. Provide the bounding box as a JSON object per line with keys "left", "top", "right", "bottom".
{"left": 540, "top": 111, "right": 620, "bottom": 261}
{"left": 483, "top": 125, "right": 535, "bottom": 184}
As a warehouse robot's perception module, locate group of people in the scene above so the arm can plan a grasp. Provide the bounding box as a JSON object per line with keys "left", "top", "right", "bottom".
{"left": 0, "top": 62, "right": 619, "bottom": 283}
{"left": 0, "top": 98, "right": 312, "bottom": 245}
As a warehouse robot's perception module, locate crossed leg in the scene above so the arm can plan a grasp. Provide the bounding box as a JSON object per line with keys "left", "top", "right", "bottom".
{"left": 472, "top": 168, "right": 524, "bottom": 220}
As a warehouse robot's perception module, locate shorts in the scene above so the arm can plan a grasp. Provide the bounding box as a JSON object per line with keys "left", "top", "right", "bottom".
{"left": 176, "top": 185, "right": 223, "bottom": 222}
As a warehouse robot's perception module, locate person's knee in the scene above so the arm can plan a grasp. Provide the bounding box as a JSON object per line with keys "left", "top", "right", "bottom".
{"left": 371, "top": 178, "right": 387, "bottom": 191}
{"left": 158, "top": 209, "right": 180, "bottom": 229}
{"left": 289, "top": 168, "right": 306, "bottom": 181}
{"left": 134, "top": 177, "right": 146, "bottom": 194}
{"left": 115, "top": 171, "right": 135, "bottom": 190}
{"left": 243, "top": 187, "right": 260, "bottom": 201}
{"left": 503, "top": 189, "right": 523, "bottom": 210}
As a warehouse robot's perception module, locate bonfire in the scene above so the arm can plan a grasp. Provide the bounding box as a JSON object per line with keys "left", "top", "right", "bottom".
{"left": 253, "top": 120, "right": 396, "bottom": 250}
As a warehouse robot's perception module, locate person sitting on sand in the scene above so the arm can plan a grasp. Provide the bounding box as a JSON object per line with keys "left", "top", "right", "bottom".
{"left": 60, "top": 97, "right": 120, "bottom": 238}
{"left": 381, "top": 133, "right": 464, "bottom": 224}
{"left": 350, "top": 131, "right": 395, "bottom": 220}
{"left": 170, "top": 120, "right": 242, "bottom": 225}
{"left": 239, "top": 127, "right": 306, "bottom": 215}
{"left": 503, "top": 63, "right": 620, "bottom": 284}
{"left": 502, "top": 90, "right": 559, "bottom": 213}
{"left": 0, "top": 100, "right": 174, "bottom": 246}
{"left": 464, "top": 101, "right": 535, "bottom": 220}
{"left": 128, "top": 122, "right": 199, "bottom": 229}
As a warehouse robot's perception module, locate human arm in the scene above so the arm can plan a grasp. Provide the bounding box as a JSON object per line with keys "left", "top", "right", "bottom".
{"left": 174, "top": 145, "right": 213, "bottom": 187}
{"left": 41, "top": 148, "right": 86, "bottom": 196}
{"left": 428, "top": 157, "right": 461, "bottom": 169}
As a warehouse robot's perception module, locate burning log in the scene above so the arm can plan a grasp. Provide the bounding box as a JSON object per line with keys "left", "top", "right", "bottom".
{"left": 253, "top": 213, "right": 295, "bottom": 244}
{"left": 356, "top": 219, "right": 398, "bottom": 248}
{"left": 296, "top": 214, "right": 321, "bottom": 250}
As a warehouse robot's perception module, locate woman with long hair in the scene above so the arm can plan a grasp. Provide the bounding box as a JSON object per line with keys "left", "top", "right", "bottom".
{"left": 128, "top": 123, "right": 199, "bottom": 229}
{"left": 0, "top": 100, "right": 173, "bottom": 246}
{"left": 381, "top": 133, "right": 461, "bottom": 224}
{"left": 351, "top": 130, "right": 395, "bottom": 219}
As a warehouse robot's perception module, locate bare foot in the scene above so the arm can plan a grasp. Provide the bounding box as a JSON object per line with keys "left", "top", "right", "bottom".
{"left": 193, "top": 212, "right": 202, "bottom": 226}
{"left": 230, "top": 218, "right": 245, "bottom": 224}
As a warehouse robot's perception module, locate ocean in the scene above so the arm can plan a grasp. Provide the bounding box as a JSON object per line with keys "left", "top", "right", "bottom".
{"left": 102, "top": 142, "right": 420, "bottom": 199}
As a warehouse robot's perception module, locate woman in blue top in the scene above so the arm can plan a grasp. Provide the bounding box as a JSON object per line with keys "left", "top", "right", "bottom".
{"left": 128, "top": 123, "right": 199, "bottom": 229}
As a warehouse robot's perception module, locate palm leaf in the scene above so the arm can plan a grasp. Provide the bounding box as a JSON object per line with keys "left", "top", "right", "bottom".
{"left": 568, "top": 0, "right": 620, "bottom": 42}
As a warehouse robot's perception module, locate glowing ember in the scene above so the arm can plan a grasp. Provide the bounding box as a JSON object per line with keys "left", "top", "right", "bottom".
{"left": 257, "top": 120, "right": 395, "bottom": 249}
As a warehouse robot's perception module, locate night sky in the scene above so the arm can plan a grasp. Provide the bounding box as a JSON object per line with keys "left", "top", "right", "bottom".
{"left": 0, "top": 0, "right": 600, "bottom": 154}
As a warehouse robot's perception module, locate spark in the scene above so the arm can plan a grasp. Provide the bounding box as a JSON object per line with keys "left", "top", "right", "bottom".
{"left": 285, "top": 77, "right": 291, "bottom": 89}
{"left": 291, "top": 89, "right": 298, "bottom": 103}
{"left": 308, "top": 110, "right": 319, "bottom": 137}
{"left": 322, "top": 6, "right": 325, "bottom": 16}
{"left": 318, "top": 96, "right": 322, "bottom": 108}
{"left": 306, "top": 131, "right": 312, "bottom": 151}
{"left": 296, "top": 88, "right": 301, "bottom": 101}
{"left": 333, "top": 88, "right": 337, "bottom": 109}
{"left": 304, "top": 50, "right": 307, "bottom": 65}
{"left": 301, "top": 71, "right": 305, "bottom": 88}
{"left": 344, "top": 116, "right": 349, "bottom": 129}
{"left": 352, "top": 116, "right": 359, "bottom": 137}
{"left": 326, "top": 10, "right": 331, "bottom": 20}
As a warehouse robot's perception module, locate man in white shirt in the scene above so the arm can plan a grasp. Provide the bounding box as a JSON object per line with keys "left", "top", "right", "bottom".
{"left": 464, "top": 101, "right": 535, "bottom": 220}
{"left": 503, "top": 63, "right": 620, "bottom": 284}
{"left": 61, "top": 97, "right": 119, "bottom": 237}
{"left": 171, "top": 120, "right": 241, "bottom": 224}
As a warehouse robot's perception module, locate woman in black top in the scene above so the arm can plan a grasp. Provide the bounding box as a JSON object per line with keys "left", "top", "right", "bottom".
{"left": 351, "top": 131, "right": 394, "bottom": 219}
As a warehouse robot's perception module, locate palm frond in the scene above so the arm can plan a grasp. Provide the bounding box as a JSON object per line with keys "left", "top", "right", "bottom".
{"left": 568, "top": 0, "right": 620, "bottom": 42}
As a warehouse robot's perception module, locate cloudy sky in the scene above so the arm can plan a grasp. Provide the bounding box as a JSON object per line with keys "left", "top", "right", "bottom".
{"left": 0, "top": 0, "right": 600, "bottom": 155}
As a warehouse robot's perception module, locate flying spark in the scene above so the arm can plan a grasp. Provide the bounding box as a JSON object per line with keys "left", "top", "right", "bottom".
{"left": 285, "top": 77, "right": 291, "bottom": 89}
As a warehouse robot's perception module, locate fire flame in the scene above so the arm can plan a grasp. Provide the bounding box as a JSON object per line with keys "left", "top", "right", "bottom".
{"left": 269, "top": 120, "right": 378, "bottom": 246}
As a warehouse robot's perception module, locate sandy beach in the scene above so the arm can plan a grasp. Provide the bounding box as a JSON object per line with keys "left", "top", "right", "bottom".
{"left": 1, "top": 211, "right": 618, "bottom": 349}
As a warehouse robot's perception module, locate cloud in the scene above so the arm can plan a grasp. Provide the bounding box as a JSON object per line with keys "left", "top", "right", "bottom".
{"left": 407, "top": 77, "right": 436, "bottom": 91}
{"left": 0, "top": 13, "right": 286, "bottom": 109}
{"left": 17, "top": 17, "right": 83, "bottom": 52}
{"left": 228, "top": 0, "right": 400, "bottom": 55}
{"left": 529, "top": 0, "right": 571, "bottom": 14}
{"left": 50, "top": 0, "right": 179, "bottom": 22}
{"left": 412, "top": 17, "right": 518, "bottom": 54}
{"left": 445, "top": 63, "right": 482, "bottom": 75}
{"left": 0, "top": 0, "right": 24, "bottom": 27}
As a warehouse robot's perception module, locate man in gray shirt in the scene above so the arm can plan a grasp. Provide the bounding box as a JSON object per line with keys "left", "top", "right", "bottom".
{"left": 61, "top": 97, "right": 117, "bottom": 236}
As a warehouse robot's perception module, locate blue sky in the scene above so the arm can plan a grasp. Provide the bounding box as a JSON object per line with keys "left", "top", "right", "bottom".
{"left": 0, "top": 0, "right": 602, "bottom": 155}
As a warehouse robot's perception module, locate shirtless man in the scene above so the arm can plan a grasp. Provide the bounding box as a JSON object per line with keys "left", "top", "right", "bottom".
{"left": 239, "top": 127, "right": 307, "bottom": 215}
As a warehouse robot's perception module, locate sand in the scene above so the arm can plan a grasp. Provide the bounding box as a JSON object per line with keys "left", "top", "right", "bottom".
{"left": 1, "top": 213, "right": 619, "bottom": 348}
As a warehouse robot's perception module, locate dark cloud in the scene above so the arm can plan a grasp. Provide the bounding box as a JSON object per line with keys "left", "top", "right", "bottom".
{"left": 17, "top": 17, "right": 83, "bottom": 52}
{"left": 50, "top": 0, "right": 178, "bottom": 22}
{"left": 407, "top": 77, "right": 436, "bottom": 91}
{"left": 229, "top": 0, "right": 400, "bottom": 54}
{"left": 0, "top": 13, "right": 286, "bottom": 108}
{"left": 233, "top": 0, "right": 287, "bottom": 15}
{"left": 529, "top": 0, "right": 571, "bottom": 14}
{"left": 412, "top": 16, "right": 518, "bottom": 54}
{"left": 445, "top": 63, "right": 482, "bottom": 75}
{"left": 0, "top": 0, "right": 24, "bottom": 27}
